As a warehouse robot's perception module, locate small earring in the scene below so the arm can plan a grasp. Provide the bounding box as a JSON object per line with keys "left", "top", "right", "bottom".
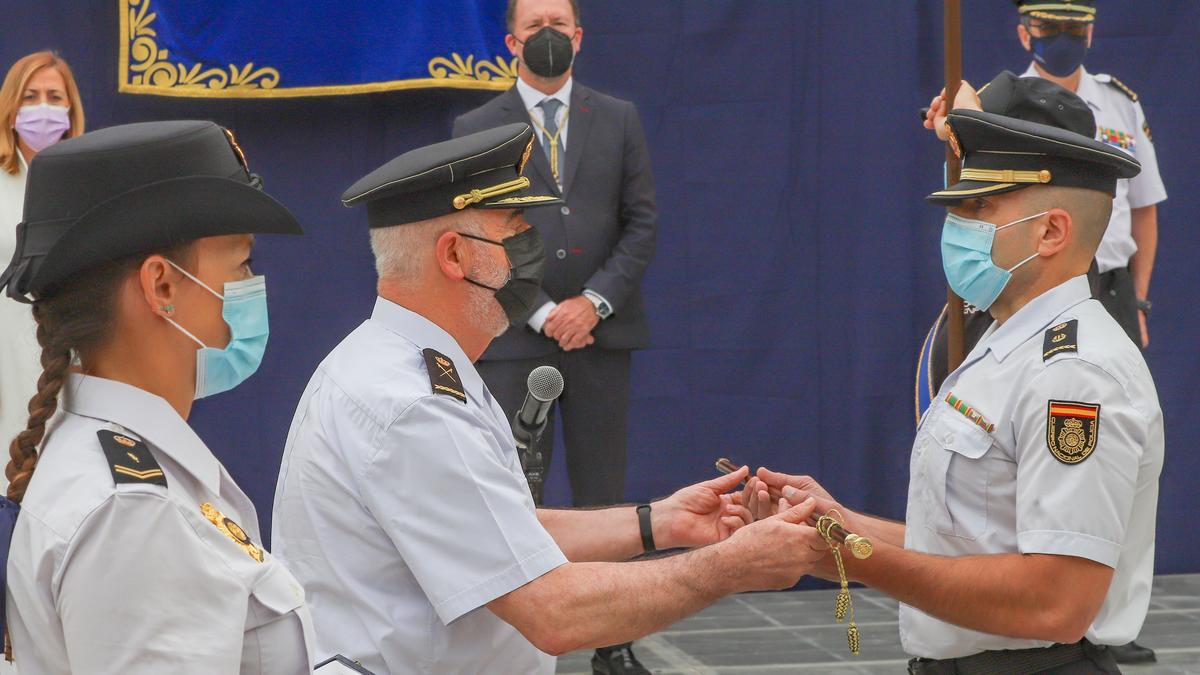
{"left": 161, "top": 304, "right": 175, "bottom": 315}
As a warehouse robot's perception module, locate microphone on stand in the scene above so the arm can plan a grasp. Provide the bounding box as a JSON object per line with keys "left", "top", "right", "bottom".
{"left": 513, "top": 365, "right": 563, "bottom": 504}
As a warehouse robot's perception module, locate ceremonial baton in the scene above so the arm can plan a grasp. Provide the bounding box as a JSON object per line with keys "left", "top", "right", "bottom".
{"left": 714, "top": 458, "right": 873, "bottom": 560}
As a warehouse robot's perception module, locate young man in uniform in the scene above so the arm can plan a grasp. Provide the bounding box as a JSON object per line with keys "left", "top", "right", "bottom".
{"left": 751, "top": 83, "right": 1162, "bottom": 674}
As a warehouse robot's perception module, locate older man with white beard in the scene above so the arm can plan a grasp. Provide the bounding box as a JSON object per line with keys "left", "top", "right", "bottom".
{"left": 271, "top": 124, "right": 830, "bottom": 675}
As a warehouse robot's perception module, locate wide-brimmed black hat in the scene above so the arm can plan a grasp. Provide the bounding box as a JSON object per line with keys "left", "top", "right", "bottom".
{"left": 1, "top": 120, "right": 301, "bottom": 301}
{"left": 927, "top": 109, "right": 1140, "bottom": 205}
{"left": 1014, "top": 0, "right": 1096, "bottom": 23}
{"left": 342, "top": 123, "right": 562, "bottom": 228}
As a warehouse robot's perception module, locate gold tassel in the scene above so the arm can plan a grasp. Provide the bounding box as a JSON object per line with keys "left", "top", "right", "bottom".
{"left": 817, "top": 510, "right": 861, "bottom": 656}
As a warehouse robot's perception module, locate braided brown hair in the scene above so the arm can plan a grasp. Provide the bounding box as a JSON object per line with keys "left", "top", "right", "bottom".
{"left": 6, "top": 244, "right": 193, "bottom": 503}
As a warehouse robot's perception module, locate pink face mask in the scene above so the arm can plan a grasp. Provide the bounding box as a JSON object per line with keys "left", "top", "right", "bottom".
{"left": 14, "top": 103, "right": 70, "bottom": 153}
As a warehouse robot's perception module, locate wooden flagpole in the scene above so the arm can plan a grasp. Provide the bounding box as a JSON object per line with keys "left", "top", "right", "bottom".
{"left": 944, "top": 0, "right": 966, "bottom": 370}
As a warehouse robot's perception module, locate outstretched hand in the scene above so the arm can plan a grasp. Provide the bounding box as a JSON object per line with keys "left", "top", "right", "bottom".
{"left": 653, "top": 465, "right": 755, "bottom": 549}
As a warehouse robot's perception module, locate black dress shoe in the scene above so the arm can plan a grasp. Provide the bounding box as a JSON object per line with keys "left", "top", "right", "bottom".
{"left": 592, "top": 643, "right": 651, "bottom": 675}
{"left": 1109, "top": 640, "right": 1157, "bottom": 664}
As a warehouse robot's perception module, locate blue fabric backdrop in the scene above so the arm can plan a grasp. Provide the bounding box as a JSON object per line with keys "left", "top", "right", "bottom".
{"left": 4, "top": 2, "right": 1197, "bottom": 574}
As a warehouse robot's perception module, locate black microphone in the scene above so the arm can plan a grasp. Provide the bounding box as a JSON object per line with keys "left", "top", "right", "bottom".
{"left": 512, "top": 365, "right": 564, "bottom": 448}
{"left": 513, "top": 365, "right": 563, "bottom": 505}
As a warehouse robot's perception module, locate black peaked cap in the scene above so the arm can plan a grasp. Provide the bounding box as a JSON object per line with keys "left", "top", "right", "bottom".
{"left": 342, "top": 123, "right": 562, "bottom": 228}
{"left": 928, "top": 109, "right": 1140, "bottom": 205}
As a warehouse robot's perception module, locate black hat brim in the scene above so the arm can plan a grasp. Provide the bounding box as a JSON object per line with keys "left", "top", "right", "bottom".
{"left": 925, "top": 109, "right": 1141, "bottom": 206}
{"left": 27, "top": 175, "right": 300, "bottom": 295}
{"left": 927, "top": 179, "right": 1031, "bottom": 205}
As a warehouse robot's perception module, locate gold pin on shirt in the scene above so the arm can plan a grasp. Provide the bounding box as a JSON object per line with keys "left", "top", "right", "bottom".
{"left": 201, "top": 503, "right": 264, "bottom": 563}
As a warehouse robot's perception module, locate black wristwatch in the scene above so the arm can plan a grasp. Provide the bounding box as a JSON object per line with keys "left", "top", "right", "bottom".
{"left": 1136, "top": 298, "right": 1152, "bottom": 315}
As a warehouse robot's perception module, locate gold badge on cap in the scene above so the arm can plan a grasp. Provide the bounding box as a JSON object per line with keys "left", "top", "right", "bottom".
{"left": 201, "top": 502, "right": 264, "bottom": 563}
{"left": 517, "top": 136, "right": 535, "bottom": 175}
{"left": 946, "top": 124, "right": 963, "bottom": 159}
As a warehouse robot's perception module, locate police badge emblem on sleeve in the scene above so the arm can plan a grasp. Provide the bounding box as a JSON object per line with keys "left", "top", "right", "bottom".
{"left": 1046, "top": 400, "right": 1100, "bottom": 464}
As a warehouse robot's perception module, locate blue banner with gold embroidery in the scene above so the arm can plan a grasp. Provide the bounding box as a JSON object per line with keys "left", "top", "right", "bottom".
{"left": 119, "top": 0, "right": 517, "bottom": 98}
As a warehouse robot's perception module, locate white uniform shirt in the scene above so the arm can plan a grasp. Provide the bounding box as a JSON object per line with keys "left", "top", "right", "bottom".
{"left": 6, "top": 374, "right": 315, "bottom": 674}
{"left": 1023, "top": 65, "right": 1168, "bottom": 272}
{"left": 0, "top": 154, "right": 42, "bottom": 476}
{"left": 901, "top": 276, "right": 1164, "bottom": 659}
{"left": 272, "top": 298, "right": 567, "bottom": 675}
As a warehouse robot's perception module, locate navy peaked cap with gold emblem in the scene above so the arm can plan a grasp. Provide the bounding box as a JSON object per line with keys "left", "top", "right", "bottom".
{"left": 342, "top": 123, "right": 562, "bottom": 228}
{"left": 927, "top": 109, "right": 1140, "bottom": 205}
{"left": 0, "top": 120, "right": 301, "bottom": 302}
{"left": 1014, "top": 0, "right": 1096, "bottom": 23}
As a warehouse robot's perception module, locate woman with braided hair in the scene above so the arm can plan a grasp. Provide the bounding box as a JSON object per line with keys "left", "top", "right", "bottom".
{"left": 0, "top": 121, "right": 315, "bottom": 673}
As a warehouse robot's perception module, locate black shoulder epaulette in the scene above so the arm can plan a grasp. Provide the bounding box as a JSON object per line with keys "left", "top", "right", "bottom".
{"left": 422, "top": 348, "right": 467, "bottom": 404}
{"left": 1105, "top": 76, "right": 1139, "bottom": 102}
{"left": 97, "top": 430, "right": 167, "bottom": 487}
{"left": 1043, "top": 319, "right": 1079, "bottom": 361}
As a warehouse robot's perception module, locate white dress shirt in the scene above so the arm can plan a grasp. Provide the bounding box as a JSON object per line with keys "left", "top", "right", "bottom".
{"left": 516, "top": 75, "right": 572, "bottom": 151}
{"left": 901, "top": 276, "right": 1163, "bottom": 659}
{"left": 272, "top": 298, "right": 567, "bottom": 674}
{"left": 7, "top": 374, "right": 315, "bottom": 674}
{"left": 1022, "top": 65, "right": 1168, "bottom": 273}
{"left": 0, "top": 153, "right": 41, "bottom": 483}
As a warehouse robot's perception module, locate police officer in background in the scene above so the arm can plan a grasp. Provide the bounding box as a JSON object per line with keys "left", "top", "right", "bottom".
{"left": 272, "top": 124, "right": 829, "bottom": 675}
{"left": 1015, "top": 0, "right": 1166, "bottom": 350}
{"left": 747, "top": 82, "right": 1161, "bottom": 674}
{"left": 0, "top": 121, "right": 314, "bottom": 673}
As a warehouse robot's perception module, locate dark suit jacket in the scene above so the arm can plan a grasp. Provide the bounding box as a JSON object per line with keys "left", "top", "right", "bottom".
{"left": 453, "top": 82, "right": 657, "bottom": 360}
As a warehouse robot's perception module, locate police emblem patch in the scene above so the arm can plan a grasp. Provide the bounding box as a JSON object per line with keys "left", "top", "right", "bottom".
{"left": 1046, "top": 400, "right": 1100, "bottom": 464}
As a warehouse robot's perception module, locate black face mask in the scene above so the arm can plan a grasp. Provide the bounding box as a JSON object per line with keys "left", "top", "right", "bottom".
{"left": 519, "top": 26, "right": 575, "bottom": 78}
{"left": 460, "top": 228, "right": 546, "bottom": 325}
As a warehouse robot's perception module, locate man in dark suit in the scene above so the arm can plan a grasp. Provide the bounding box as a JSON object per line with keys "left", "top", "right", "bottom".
{"left": 453, "top": 0, "right": 657, "bottom": 672}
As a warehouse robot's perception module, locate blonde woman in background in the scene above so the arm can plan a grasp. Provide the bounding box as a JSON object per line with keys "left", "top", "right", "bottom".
{"left": 0, "top": 51, "right": 85, "bottom": 480}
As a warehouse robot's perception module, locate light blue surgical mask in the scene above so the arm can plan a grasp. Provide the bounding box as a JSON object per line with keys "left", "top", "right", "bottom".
{"left": 162, "top": 260, "right": 270, "bottom": 400}
{"left": 941, "top": 211, "right": 1046, "bottom": 311}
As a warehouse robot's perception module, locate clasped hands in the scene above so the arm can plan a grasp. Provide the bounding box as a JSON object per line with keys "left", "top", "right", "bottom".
{"left": 543, "top": 295, "right": 598, "bottom": 351}
{"left": 650, "top": 465, "right": 866, "bottom": 588}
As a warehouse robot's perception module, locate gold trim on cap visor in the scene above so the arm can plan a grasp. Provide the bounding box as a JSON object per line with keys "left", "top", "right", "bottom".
{"left": 960, "top": 168, "right": 1052, "bottom": 184}
{"left": 1027, "top": 10, "right": 1094, "bottom": 22}
{"left": 1019, "top": 3, "right": 1096, "bottom": 15}
{"left": 453, "top": 176, "right": 531, "bottom": 210}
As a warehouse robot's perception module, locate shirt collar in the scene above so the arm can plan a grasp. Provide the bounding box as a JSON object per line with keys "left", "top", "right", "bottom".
{"left": 369, "top": 297, "right": 487, "bottom": 403}
{"left": 61, "top": 373, "right": 222, "bottom": 494}
{"left": 1072, "top": 66, "right": 1104, "bottom": 111}
{"left": 982, "top": 274, "right": 1092, "bottom": 361}
{"left": 515, "top": 76, "right": 573, "bottom": 113}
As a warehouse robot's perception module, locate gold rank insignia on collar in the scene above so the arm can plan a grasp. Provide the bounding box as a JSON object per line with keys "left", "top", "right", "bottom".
{"left": 97, "top": 430, "right": 167, "bottom": 487}
{"left": 201, "top": 503, "right": 264, "bottom": 563}
{"left": 1046, "top": 400, "right": 1100, "bottom": 464}
{"left": 423, "top": 348, "right": 467, "bottom": 404}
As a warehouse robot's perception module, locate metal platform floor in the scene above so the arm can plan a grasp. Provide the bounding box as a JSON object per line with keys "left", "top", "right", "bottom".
{"left": 557, "top": 574, "right": 1200, "bottom": 674}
